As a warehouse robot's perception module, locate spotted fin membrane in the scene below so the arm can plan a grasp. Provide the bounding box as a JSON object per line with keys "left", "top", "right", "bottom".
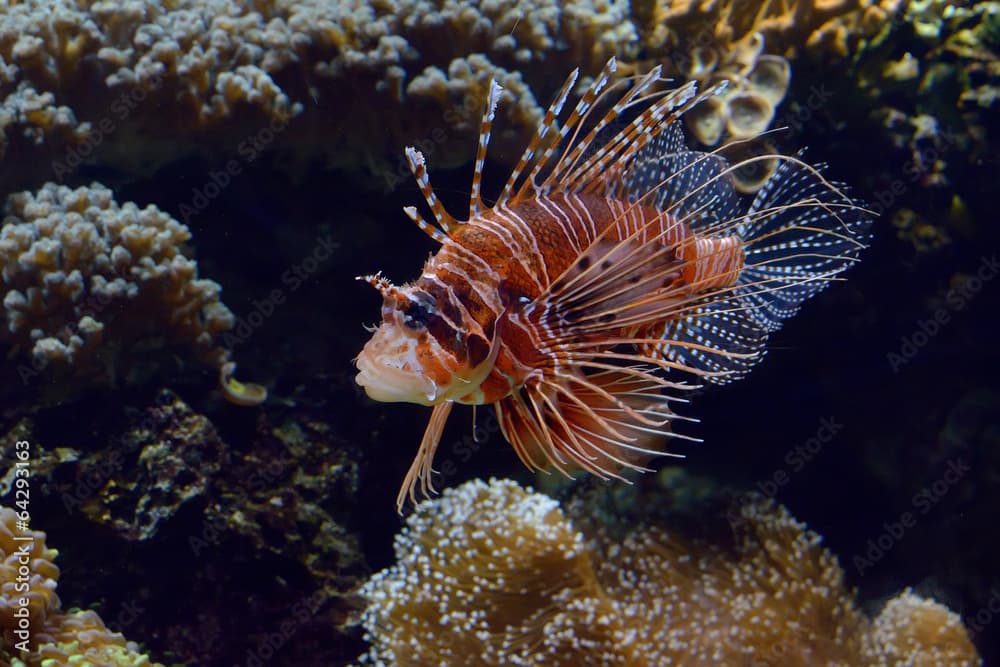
{"left": 624, "top": 124, "right": 871, "bottom": 384}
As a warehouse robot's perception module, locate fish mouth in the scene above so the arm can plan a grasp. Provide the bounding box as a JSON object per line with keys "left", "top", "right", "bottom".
{"left": 355, "top": 348, "right": 438, "bottom": 405}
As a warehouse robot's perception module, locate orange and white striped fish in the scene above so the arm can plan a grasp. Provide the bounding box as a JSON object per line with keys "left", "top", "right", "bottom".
{"left": 355, "top": 59, "right": 871, "bottom": 512}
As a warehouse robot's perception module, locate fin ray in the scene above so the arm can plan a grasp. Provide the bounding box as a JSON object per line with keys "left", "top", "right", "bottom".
{"left": 737, "top": 156, "right": 872, "bottom": 331}
{"left": 494, "top": 370, "right": 686, "bottom": 479}
{"left": 396, "top": 401, "right": 453, "bottom": 513}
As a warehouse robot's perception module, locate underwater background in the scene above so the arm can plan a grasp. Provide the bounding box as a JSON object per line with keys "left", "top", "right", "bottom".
{"left": 0, "top": 1, "right": 997, "bottom": 665}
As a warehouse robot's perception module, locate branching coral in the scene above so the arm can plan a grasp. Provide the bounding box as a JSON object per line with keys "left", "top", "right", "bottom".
{"left": 0, "top": 507, "right": 161, "bottom": 666}
{"left": 0, "top": 0, "right": 899, "bottom": 191}
{"left": 360, "top": 478, "right": 982, "bottom": 666}
{"left": 0, "top": 182, "right": 236, "bottom": 394}
{"left": 0, "top": 0, "right": 637, "bottom": 189}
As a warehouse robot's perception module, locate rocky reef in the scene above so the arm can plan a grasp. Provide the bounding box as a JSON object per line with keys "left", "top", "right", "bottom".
{"left": 0, "top": 385, "right": 370, "bottom": 665}
{"left": 814, "top": 0, "right": 998, "bottom": 255}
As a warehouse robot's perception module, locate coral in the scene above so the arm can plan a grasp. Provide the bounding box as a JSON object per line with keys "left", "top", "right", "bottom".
{"left": 871, "top": 590, "right": 982, "bottom": 667}
{"left": 32, "top": 609, "right": 155, "bottom": 667}
{"left": 855, "top": 0, "right": 998, "bottom": 210}
{"left": 0, "top": 0, "right": 897, "bottom": 192}
{"left": 0, "top": 0, "right": 638, "bottom": 189}
{"left": 0, "top": 508, "right": 60, "bottom": 646}
{"left": 636, "top": 0, "right": 902, "bottom": 59}
{"left": 679, "top": 47, "right": 790, "bottom": 191}
{"left": 404, "top": 54, "right": 544, "bottom": 169}
{"left": 680, "top": 41, "right": 791, "bottom": 146}
{"left": 360, "top": 478, "right": 982, "bottom": 666}
{"left": 803, "top": 0, "right": 904, "bottom": 58}
{"left": 634, "top": 0, "right": 899, "bottom": 189}
{"left": 359, "top": 478, "right": 602, "bottom": 666}
{"left": 626, "top": 0, "right": 902, "bottom": 188}
{"left": 852, "top": 387, "right": 1000, "bottom": 662}
{"left": 891, "top": 207, "right": 951, "bottom": 252}
{"left": 0, "top": 507, "right": 161, "bottom": 666}
{"left": 0, "top": 181, "right": 235, "bottom": 394}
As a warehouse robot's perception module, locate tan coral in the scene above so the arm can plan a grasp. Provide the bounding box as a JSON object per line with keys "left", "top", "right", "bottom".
{"left": 641, "top": 0, "right": 903, "bottom": 60}
{"left": 748, "top": 53, "right": 792, "bottom": 106}
{"left": 33, "top": 609, "right": 156, "bottom": 667}
{"left": 684, "top": 93, "right": 727, "bottom": 146}
{"left": 807, "top": 0, "right": 904, "bottom": 58}
{"left": 725, "top": 90, "right": 775, "bottom": 139}
{"left": 361, "top": 478, "right": 982, "bottom": 666}
{"left": 0, "top": 0, "right": 638, "bottom": 187}
{"left": 0, "top": 182, "right": 235, "bottom": 388}
{"left": 359, "top": 478, "right": 616, "bottom": 666}
{"left": 0, "top": 505, "right": 161, "bottom": 666}
{"left": 0, "top": 0, "right": 903, "bottom": 191}
{"left": 870, "top": 589, "right": 981, "bottom": 666}
{"left": 625, "top": 0, "right": 899, "bottom": 167}
{"left": 0, "top": 507, "right": 60, "bottom": 645}
{"left": 406, "top": 54, "right": 542, "bottom": 168}
{"left": 2, "top": 0, "right": 888, "bottom": 191}
{"left": 720, "top": 137, "right": 781, "bottom": 194}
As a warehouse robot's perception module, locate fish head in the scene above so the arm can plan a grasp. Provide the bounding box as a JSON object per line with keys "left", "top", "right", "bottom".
{"left": 355, "top": 276, "right": 496, "bottom": 406}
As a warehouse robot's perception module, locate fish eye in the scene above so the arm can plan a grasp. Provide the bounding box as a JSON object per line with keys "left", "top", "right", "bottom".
{"left": 402, "top": 297, "right": 435, "bottom": 330}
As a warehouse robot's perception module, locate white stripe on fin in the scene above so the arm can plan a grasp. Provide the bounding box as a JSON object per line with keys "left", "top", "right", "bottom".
{"left": 406, "top": 146, "right": 459, "bottom": 234}
{"left": 737, "top": 155, "right": 872, "bottom": 331}
{"left": 469, "top": 80, "right": 504, "bottom": 220}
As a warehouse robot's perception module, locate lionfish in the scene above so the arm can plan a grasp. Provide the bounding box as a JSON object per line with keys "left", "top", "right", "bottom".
{"left": 355, "top": 58, "right": 871, "bottom": 512}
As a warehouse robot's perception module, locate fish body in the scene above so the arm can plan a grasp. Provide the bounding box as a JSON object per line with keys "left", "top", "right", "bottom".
{"left": 385, "top": 191, "right": 737, "bottom": 403}
{"left": 355, "top": 59, "right": 872, "bottom": 511}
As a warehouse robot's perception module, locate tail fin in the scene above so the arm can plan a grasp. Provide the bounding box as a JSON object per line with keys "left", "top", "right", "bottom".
{"left": 735, "top": 155, "right": 872, "bottom": 332}
{"left": 621, "top": 136, "right": 872, "bottom": 383}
